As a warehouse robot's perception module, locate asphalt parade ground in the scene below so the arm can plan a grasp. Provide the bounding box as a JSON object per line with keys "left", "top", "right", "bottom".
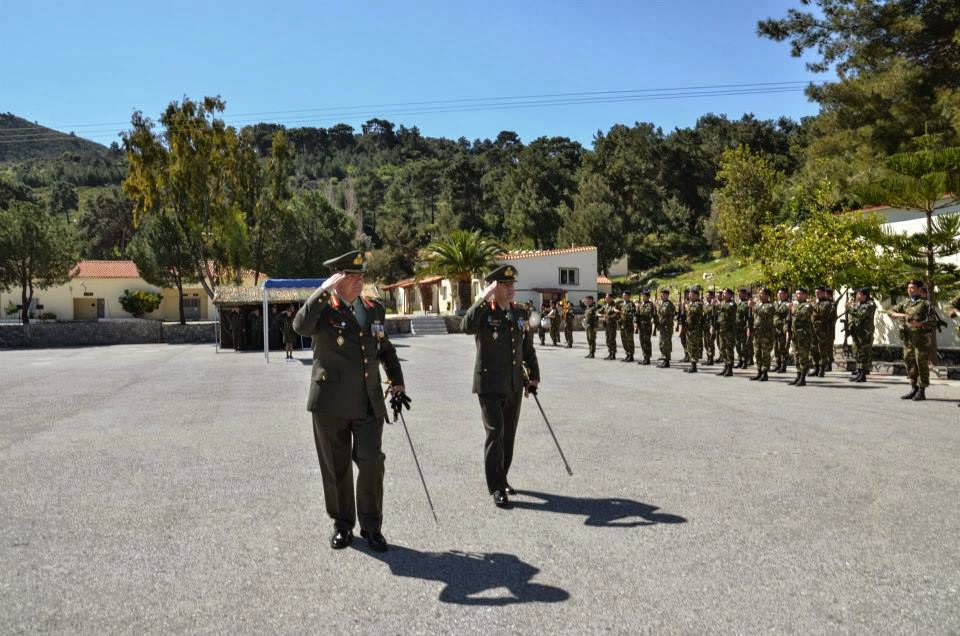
{"left": 1, "top": 335, "right": 958, "bottom": 634}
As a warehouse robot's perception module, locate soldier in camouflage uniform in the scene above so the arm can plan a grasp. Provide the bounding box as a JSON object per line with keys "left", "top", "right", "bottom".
{"left": 749, "top": 287, "right": 776, "bottom": 382}
{"left": 656, "top": 288, "right": 676, "bottom": 368}
{"left": 582, "top": 295, "right": 599, "bottom": 358}
{"left": 714, "top": 288, "right": 738, "bottom": 377}
{"left": 635, "top": 289, "right": 655, "bottom": 365}
{"left": 826, "top": 287, "right": 839, "bottom": 372}
{"left": 619, "top": 291, "right": 636, "bottom": 362}
{"left": 773, "top": 287, "right": 792, "bottom": 373}
{"left": 735, "top": 287, "right": 753, "bottom": 368}
{"left": 682, "top": 287, "right": 705, "bottom": 373}
{"left": 548, "top": 301, "right": 561, "bottom": 346}
{"left": 889, "top": 280, "right": 934, "bottom": 401}
{"left": 563, "top": 299, "right": 576, "bottom": 348}
{"left": 848, "top": 287, "right": 876, "bottom": 383}
{"left": 788, "top": 287, "right": 815, "bottom": 387}
{"left": 811, "top": 285, "right": 835, "bottom": 377}
{"left": 677, "top": 289, "right": 689, "bottom": 363}
{"left": 601, "top": 294, "right": 619, "bottom": 360}
{"left": 702, "top": 288, "right": 717, "bottom": 365}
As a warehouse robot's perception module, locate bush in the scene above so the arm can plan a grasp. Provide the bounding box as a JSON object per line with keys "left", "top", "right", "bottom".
{"left": 4, "top": 301, "right": 18, "bottom": 316}
{"left": 119, "top": 289, "right": 163, "bottom": 318}
{"left": 39, "top": 312, "right": 57, "bottom": 321}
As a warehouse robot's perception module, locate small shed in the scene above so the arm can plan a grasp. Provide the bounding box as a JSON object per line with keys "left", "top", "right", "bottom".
{"left": 212, "top": 281, "right": 322, "bottom": 353}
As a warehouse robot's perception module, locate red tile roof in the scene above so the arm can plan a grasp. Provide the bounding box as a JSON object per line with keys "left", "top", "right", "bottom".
{"left": 498, "top": 246, "right": 596, "bottom": 260}
{"left": 70, "top": 260, "right": 141, "bottom": 279}
{"left": 381, "top": 275, "right": 443, "bottom": 290}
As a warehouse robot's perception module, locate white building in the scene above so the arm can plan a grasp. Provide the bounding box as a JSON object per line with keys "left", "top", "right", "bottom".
{"left": 380, "top": 246, "right": 601, "bottom": 314}
{"left": 838, "top": 198, "right": 960, "bottom": 349}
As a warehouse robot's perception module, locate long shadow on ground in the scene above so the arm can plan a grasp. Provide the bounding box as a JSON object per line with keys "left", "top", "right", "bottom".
{"left": 509, "top": 490, "right": 687, "bottom": 527}
{"left": 362, "top": 545, "right": 569, "bottom": 605}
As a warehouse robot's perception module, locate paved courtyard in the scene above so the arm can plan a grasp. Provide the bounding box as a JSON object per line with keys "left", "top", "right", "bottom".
{"left": 1, "top": 335, "right": 958, "bottom": 633}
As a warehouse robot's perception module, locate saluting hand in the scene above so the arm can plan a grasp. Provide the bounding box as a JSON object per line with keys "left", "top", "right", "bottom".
{"left": 481, "top": 280, "right": 498, "bottom": 301}
{"left": 321, "top": 272, "right": 346, "bottom": 292}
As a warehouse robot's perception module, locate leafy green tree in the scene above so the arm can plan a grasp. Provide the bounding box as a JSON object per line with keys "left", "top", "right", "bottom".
{"left": 857, "top": 145, "right": 960, "bottom": 301}
{"left": 759, "top": 0, "right": 960, "bottom": 157}
{"left": 122, "top": 96, "right": 244, "bottom": 300}
{"left": 417, "top": 230, "right": 502, "bottom": 311}
{"left": 712, "top": 145, "right": 784, "bottom": 255}
{"left": 0, "top": 200, "right": 82, "bottom": 324}
{"left": 48, "top": 180, "right": 78, "bottom": 223}
{"left": 266, "top": 191, "right": 356, "bottom": 278}
{"left": 128, "top": 215, "right": 194, "bottom": 324}
{"left": 438, "top": 155, "right": 485, "bottom": 232}
{"left": 77, "top": 188, "right": 135, "bottom": 258}
{"left": 558, "top": 173, "right": 625, "bottom": 274}
{"left": 755, "top": 210, "right": 899, "bottom": 292}
{"left": 248, "top": 130, "right": 293, "bottom": 284}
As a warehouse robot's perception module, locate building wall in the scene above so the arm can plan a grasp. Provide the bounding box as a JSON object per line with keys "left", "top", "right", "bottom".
{"left": 496, "top": 249, "right": 599, "bottom": 306}
{"left": 1, "top": 279, "right": 215, "bottom": 322}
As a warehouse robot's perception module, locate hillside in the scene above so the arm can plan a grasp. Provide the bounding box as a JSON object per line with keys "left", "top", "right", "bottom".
{"left": 0, "top": 113, "right": 111, "bottom": 162}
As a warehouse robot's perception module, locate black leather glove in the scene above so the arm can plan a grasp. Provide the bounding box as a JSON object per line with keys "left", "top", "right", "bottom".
{"left": 389, "top": 392, "right": 412, "bottom": 420}
{"left": 524, "top": 381, "right": 538, "bottom": 396}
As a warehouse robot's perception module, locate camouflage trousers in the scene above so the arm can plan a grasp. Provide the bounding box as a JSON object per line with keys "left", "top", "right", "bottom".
{"left": 658, "top": 324, "right": 673, "bottom": 360}
{"left": 636, "top": 322, "right": 652, "bottom": 359}
{"left": 620, "top": 321, "right": 635, "bottom": 356}
{"left": 685, "top": 326, "right": 703, "bottom": 360}
{"left": 903, "top": 328, "right": 931, "bottom": 387}
{"left": 852, "top": 330, "right": 873, "bottom": 370}
{"left": 717, "top": 326, "right": 735, "bottom": 364}
{"left": 755, "top": 330, "right": 775, "bottom": 371}
{"left": 735, "top": 326, "right": 753, "bottom": 362}
{"left": 564, "top": 325, "right": 574, "bottom": 346}
{"left": 774, "top": 328, "right": 789, "bottom": 367}
{"left": 549, "top": 322, "right": 560, "bottom": 345}
{"left": 702, "top": 327, "right": 715, "bottom": 360}
{"left": 815, "top": 329, "right": 833, "bottom": 367}
{"left": 605, "top": 326, "right": 618, "bottom": 357}
{"left": 586, "top": 327, "right": 597, "bottom": 355}
{"left": 538, "top": 325, "right": 547, "bottom": 345}
{"left": 793, "top": 330, "right": 812, "bottom": 372}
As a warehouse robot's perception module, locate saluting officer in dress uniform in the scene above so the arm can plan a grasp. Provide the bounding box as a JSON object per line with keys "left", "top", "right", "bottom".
{"left": 293, "top": 250, "right": 405, "bottom": 553}
{"left": 462, "top": 265, "right": 540, "bottom": 509}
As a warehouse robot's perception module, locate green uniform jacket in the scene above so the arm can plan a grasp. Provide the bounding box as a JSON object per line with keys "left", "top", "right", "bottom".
{"left": 735, "top": 300, "right": 752, "bottom": 329}
{"left": 293, "top": 288, "right": 404, "bottom": 420}
{"left": 792, "top": 301, "right": 815, "bottom": 335}
{"left": 657, "top": 299, "right": 676, "bottom": 331}
{"left": 716, "top": 300, "right": 737, "bottom": 329}
{"left": 463, "top": 298, "right": 540, "bottom": 395}
{"left": 635, "top": 300, "right": 655, "bottom": 326}
{"left": 582, "top": 305, "right": 599, "bottom": 329}
{"left": 752, "top": 301, "right": 776, "bottom": 337}
{"left": 849, "top": 299, "right": 876, "bottom": 337}
{"left": 773, "top": 300, "right": 791, "bottom": 334}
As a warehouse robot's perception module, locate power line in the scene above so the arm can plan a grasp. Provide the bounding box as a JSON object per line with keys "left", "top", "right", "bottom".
{"left": 0, "top": 81, "right": 820, "bottom": 146}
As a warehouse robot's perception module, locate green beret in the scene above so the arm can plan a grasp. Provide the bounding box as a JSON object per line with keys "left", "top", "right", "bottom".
{"left": 323, "top": 250, "right": 366, "bottom": 273}
{"left": 484, "top": 264, "right": 518, "bottom": 283}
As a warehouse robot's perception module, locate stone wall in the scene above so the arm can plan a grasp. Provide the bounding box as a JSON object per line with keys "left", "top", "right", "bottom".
{"left": 385, "top": 316, "right": 412, "bottom": 335}
{"left": 0, "top": 320, "right": 216, "bottom": 348}
{"left": 161, "top": 322, "right": 217, "bottom": 344}
{"left": 0, "top": 320, "right": 162, "bottom": 348}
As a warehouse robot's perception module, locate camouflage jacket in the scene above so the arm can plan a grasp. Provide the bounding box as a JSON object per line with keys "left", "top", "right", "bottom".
{"left": 635, "top": 300, "right": 656, "bottom": 325}
{"left": 812, "top": 299, "right": 835, "bottom": 334}
{"left": 656, "top": 299, "right": 676, "bottom": 330}
{"left": 582, "top": 304, "right": 599, "bottom": 329}
{"left": 752, "top": 301, "right": 776, "bottom": 337}
{"left": 618, "top": 300, "right": 636, "bottom": 326}
{"left": 892, "top": 297, "right": 932, "bottom": 333}
{"left": 773, "top": 300, "right": 791, "bottom": 333}
{"left": 716, "top": 300, "right": 737, "bottom": 329}
{"left": 792, "top": 301, "right": 815, "bottom": 335}
{"left": 735, "top": 299, "right": 752, "bottom": 328}
{"left": 848, "top": 299, "right": 876, "bottom": 336}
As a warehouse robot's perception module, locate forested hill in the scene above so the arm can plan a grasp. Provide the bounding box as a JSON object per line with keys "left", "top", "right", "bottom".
{"left": 0, "top": 113, "right": 110, "bottom": 161}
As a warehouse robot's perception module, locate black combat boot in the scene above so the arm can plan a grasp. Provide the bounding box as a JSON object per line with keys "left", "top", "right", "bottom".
{"left": 749, "top": 369, "right": 763, "bottom": 381}
{"left": 901, "top": 384, "right": 919, "bottom": 400}
{"left": 912, "top": 387, "right": 926, "bottom": 401}
{"left": 817, "top": 366, "right": 826, "bottom": 377}
{"left": 681, "top": 353, "right": 690, "bottom": 363}
{"left": 723, "top": 364, "right": 734, "bottom": 377}
{"left": 854, "top": 370, "right": 867, "bottom": 383}
{"left": 639, "top": 356, "right": 650, "bottom": 365}
{"left": 705, "top": 355, "right": 713, "bottom": 365}
{"left": 759, "top": 370, "right": 769, "bottom": 382}
{"left": 657, "top": 359, "right": 670, "bottom": 368}
{"left": 788, "top": 372, "right": 801, "bottom": 386}
{"left": 623, "top": 354, "right": 634, "bottom": 362}
{"left": 848, "top": 369, "right": 859, "bottom": 381}
{"left": 796, "top": 371, "right": 807, "bottom": 387}
{"left": 585, "top": 352, "right": 594, "bottom": 359}
{"left": 684, "top": 361, "right": 698, "bottom": 373}
{"left": 715, "top": 364, "right": 727, "bottom": 376}
{"left": 826, "top": 362, "right": 833, "bottom": 372}
{"left": 812, "top": 363, "right": 821, "bottom": 377}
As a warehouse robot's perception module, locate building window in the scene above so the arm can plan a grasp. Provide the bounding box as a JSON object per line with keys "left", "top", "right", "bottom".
{"left": 559, "top": 268, "right": 579, "bottom": 286}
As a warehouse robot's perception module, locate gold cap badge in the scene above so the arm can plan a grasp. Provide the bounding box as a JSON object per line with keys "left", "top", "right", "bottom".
{"left": 353, "top": 254, "right": 363, "bottom": 266}
{"left": 505, "top": 267, "right": 513, "bottom": 277}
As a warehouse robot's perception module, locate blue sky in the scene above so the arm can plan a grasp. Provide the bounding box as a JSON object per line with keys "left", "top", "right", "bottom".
{"left": 1, "top": 0, "right": 822, "bottom": 148}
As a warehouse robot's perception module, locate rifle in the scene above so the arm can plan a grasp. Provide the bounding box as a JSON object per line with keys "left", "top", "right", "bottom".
{"left": 835, "top": 289, "right": 851, "bottom": 356}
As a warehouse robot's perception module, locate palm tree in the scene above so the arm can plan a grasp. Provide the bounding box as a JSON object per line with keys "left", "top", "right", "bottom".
{"left": 418, "top": 230, "right": 503, "bottom": 313}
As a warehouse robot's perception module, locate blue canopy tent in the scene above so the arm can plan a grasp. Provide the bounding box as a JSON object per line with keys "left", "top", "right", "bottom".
{"left": 261, "top": 278, "right": 326, "bottom": 363}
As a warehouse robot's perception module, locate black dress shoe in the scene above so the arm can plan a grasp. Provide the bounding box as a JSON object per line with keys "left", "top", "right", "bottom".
{"left": 330, "top": 529, "right": 353, "bottom": 550}
{"left": 493, "top": 490, "right": 511, "bottom": 508}
{"left": 360, "top": 529, "right": 388, "bottom": 552}
{"left": 504, "top": 484, "right": 517, "bottom": 496}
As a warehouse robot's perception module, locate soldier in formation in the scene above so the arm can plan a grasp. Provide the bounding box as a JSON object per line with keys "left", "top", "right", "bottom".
{"left": 773, "top": 287, "right": 792, "bottom": 373}
{"left": 735, "top": 287, "right": 753, "bottom": 368}
{"left": 811, "top": 286, "right": 835, "bottom": 376}
{"left": 619, "top": 291, "right": 636, "bottom": 362}
{"left": 656, "top": 288, "right": 675, "bottom": 368}
{"left": 749, "top": 287, "right": 776, "bottom": 382}
{"left": 682, "top": 286, "right": 704, "bottom": 373}
{"left": 582, "top": 295, "right": 599, "bottom": 359}
{"left": 601, "top": 294, "right": 620, "bottom": 360}
{"left": 888, "top": 280, "right": 934, "bottom": 401}
{"left": 702, "top": 288, "right": 717, "bottom": 366}
{"left": 634, "top": 289, "right": 655, "bottom": 365}
{"left": 847, "top": 287, "right": 876, "bottom": 383}
{"left": 788, "top": 287, "right": 815, "bottom": 387}
{"left": 548, "top": 301, "right": 561, "bottom": 346}
{"left": 714, "top": 288, "right": 738, "bottom": 377}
